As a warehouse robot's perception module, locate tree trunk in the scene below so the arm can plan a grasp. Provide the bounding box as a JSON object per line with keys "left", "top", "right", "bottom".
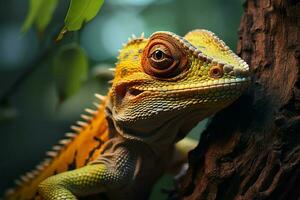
{"left": 177, "top": 0, "right": 300, "bottom": 199}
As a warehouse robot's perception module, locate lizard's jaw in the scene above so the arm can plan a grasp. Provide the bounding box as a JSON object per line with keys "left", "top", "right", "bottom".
{"left": 129, "top": 77, "right": 250, "bottom": 98}
{"left": 111, "top": 76, "right": 249, "bottom": 126}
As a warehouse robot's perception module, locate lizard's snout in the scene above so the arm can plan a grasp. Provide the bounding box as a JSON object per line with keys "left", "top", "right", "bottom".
{"left": 223, "top": 64, "right": 249, "bottom": 78}
{"left": 233, "top": 67, "right": 250, "bottom": 78}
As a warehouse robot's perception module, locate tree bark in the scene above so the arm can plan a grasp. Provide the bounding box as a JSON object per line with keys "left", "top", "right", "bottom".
{"left": 177, "top": 0, "right": 300, "bottom": 199}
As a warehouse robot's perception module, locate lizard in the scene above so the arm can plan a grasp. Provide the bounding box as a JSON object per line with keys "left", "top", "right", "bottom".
{"left": 3, "top": 29, "right": 250, "bottom": 200}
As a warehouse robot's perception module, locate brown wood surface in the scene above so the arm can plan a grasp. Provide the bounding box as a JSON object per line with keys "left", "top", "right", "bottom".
{"left": 176, "top": 0, "right": 300, "bottom": 199}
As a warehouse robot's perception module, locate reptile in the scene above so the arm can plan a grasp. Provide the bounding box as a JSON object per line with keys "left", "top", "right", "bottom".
{"left": 3, "top": 29, "right": 250, "bottom": 200}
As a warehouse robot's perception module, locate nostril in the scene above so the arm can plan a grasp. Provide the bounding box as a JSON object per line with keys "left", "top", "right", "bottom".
{"left": 209, "top": 66, "right": 224, "bottom": 78}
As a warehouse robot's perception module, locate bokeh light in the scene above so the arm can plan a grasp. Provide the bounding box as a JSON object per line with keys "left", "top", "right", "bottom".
{"left": 81, "top": 11, "right": 146, "bottom": 61}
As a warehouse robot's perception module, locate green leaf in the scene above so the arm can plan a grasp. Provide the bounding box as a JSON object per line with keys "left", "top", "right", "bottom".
{"left": 57, "top": 0, "right": 104, "bottom": 40}
{"left": 35, "top": 0, "right": 58, "bottom": 33}
{"left": 22, "top": 0, "right": 43, "bottom": 32}
{"left": 65, "top": 0, "right": 104, "bottom": 31}
{"left": 22, "top": 0, "right": 58, "bottom": 33}
{"left": 53, "top": 44, "right": 88, "bottom": 101}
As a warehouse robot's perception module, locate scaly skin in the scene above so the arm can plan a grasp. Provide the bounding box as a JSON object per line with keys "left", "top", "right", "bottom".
{"left": 4, "top": 29, "right": 250, "bottom": 200}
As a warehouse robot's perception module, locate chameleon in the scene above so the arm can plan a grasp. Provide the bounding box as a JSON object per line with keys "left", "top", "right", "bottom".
{"left": 3, "top": 29, "right": 250, "bottom": 200}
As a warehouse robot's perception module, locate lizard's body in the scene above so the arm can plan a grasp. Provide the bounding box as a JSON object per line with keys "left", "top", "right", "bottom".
{"left": 4, "top": 30, "right": 250, "bottom": 200}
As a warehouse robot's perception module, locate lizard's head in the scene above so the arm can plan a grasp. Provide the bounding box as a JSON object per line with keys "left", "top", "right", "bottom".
{"left": 107, "top": 30, "right": 250, "bottom": 143}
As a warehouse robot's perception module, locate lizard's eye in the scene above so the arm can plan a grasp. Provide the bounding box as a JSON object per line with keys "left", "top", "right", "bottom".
{"left": 149, "top": 45, "right": 175, "bottom": 70}
{"left": 142, "top": 33, "right": 187, "bottom": 78}
{"left": 152, "top": 50, "right": 164, "bottom": 60}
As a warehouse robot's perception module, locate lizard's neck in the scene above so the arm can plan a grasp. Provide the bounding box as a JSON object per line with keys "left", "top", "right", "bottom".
{"left": 105, "top": 101, "right": 209, "bottom": 155}
{"left": 104, "top": 105, "right": 176, "bottom": 155}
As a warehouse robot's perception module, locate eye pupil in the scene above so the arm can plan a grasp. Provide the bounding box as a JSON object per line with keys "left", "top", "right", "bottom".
{"left": 154, "top": 50, "right": 164, "bottom": 60}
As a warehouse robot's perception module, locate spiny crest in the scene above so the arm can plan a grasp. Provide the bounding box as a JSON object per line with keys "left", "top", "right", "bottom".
{"left": 112, "top": 34, "right": 150, "bottom": 84}
{"left": 118, "top": 32, "right": 147, "bottom": 60}
{"left": 5, "top": 93, "right": 106, "bottom": 197}
{"left": 123, "top": 32, "right": 146, "bottom": 47}
{"left": 107, "top": 68, "right": 116, "bottom": 85}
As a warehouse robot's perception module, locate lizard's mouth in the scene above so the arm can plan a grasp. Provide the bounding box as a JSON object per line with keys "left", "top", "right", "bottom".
{"left": 127, "top": 77, "right": 250, "bottom": 98}
{"left": 113, "top": 76, "right": 250, "bottom": 107}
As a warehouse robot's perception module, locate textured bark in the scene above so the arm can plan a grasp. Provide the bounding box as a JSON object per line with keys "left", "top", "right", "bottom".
{"left": 177, "top": 0, "right": 300, "bottom": 199}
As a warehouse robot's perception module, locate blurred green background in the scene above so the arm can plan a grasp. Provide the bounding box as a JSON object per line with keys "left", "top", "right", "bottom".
{"left": 0, "top": 0, "right": 244, "bottom": 198}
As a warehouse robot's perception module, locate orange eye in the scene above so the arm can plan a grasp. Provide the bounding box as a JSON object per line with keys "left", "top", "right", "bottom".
{"left": 209, "top": 66, "right": 224, "bottom": 78}
{"left": 142, "top": 33, "right": 187, "bottom": 78}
